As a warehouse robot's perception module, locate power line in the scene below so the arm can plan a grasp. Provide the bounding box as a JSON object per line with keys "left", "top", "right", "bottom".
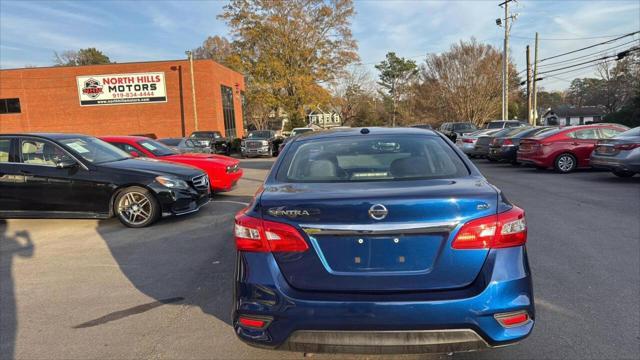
{"left": 537, "top": 39, "right": 639, "bottom": 68}
{"left": 538, "top": 47, "right": 639, "bottom": 75}
{"left": 538, "top": 30, "right": 639, "bottom": 62}
{"left": 510, "top": 32, "right": 636, "bottom": 41}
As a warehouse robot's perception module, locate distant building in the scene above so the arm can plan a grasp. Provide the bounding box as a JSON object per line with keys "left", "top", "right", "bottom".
{"left": 541, "top": 106, "right": 606, "bottom": 126}
{"left": 0, "top": 59, "right": 245, "bottom": 138}
{"left": 307, "top": 106, "right": 342, "bottom": 128}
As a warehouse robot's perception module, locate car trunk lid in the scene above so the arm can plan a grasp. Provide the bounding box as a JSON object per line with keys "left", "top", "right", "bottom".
{"left": 259, "top": 179, "right": 498, "bottom": 292}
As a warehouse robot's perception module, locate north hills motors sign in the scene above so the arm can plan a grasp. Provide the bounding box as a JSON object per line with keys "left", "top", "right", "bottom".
{"left": 76, "top": 72, "right": 167, "bottom": 106}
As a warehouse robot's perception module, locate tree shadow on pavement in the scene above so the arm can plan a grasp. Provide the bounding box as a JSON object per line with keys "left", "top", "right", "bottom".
{"left": 0, "top": 220, "right": 34, "bottom": 360}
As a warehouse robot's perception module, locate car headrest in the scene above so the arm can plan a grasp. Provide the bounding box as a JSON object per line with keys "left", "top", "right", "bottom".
{"left": 22, "top": 142, "right": 38, "bottom": 154}
{"left": 307, "top": 159, "right": 338, "bottom": 180}
{"left": 390, "top": 157, "right": 430, "bottom": 178}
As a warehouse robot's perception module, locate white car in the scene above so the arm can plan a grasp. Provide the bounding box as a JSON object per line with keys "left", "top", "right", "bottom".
{"left": 455, "top": 129, "right": 502, "bottom": 157}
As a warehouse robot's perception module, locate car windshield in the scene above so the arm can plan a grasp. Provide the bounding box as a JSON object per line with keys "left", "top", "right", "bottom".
{"left": 138, "top": 139, "right": 177, "bottom": 157}
{"left": 291, "top": 129, "right": 313, "bottom": 136}
{"left": 158, "top": 138, "right": 181, "bottom": 146}
{"left": 191, "top": 131, "right": 221, "bottom": 139}
{"left": 453, "top": 123, "right": 476, "bottom": 130}
{"left": 278, "top": 135, "right": 468, "bottom": 183}
{"left": 247, "top": 131, "right": 272, "bottom": 139}
{"left": 486, "top": 122, "right": 505, "bottom": 129}
{"left": 59, "top": 137, "right": 131, "bottom": 164}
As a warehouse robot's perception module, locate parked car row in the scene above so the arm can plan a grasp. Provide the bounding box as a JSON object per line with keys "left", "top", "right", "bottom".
{"left": 0, "top": 133, "right": 244, "bottom": 227}
{"left": 455, "top": 123, "right": 638, "bottom": 177}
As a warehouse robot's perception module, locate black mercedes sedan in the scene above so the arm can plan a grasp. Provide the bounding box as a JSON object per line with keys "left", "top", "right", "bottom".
{"left": 0, "top": 133, "right": 210, "bottom": 227}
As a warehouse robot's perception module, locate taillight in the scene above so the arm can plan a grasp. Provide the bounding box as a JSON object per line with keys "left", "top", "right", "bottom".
{"left": 451, "top": 206, "right": 527, "bottom": 249}
{"left": 463, "top": 138, "right": 474, "bottom": 143}
{"left": 614, "top": 143, "right": 640, "bottom": 150}
{"left": 234, "top": 211, "right": 309, "bottom": 252}
{"left": 502, "top": 138, "right": 513, "bottom": 146}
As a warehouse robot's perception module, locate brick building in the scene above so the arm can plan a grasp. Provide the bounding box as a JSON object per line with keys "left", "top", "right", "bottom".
{"left": 0, "top": 59, "right": 246, "bottom": 138}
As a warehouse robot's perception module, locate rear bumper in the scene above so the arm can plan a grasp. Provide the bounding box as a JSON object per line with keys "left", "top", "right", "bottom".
{"left": 234, "top": 246, "right": 535, "bottom": 354}
{"left": 279, "top": 329, "right": 493, "bottom": 354}
{"left": 590, "top": 153, "right": 640, "bottom": 173}
{"left": 488, "top": 146, "right": 517, "bottom": 161}
{"left": 517, "top": 153, "right": 549, "bottom": 168}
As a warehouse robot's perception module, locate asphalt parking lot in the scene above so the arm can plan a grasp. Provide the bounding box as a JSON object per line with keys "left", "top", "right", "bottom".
{"left": 1, "top": 158, "right": 639, "bottom": 360}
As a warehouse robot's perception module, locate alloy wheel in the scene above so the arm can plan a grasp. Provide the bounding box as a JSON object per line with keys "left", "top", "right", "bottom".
{"left": 557, "top": 155, "right": 575, "bottom": 172}
{"left": 117, "top": 191, "right": 153, "bottom": 226}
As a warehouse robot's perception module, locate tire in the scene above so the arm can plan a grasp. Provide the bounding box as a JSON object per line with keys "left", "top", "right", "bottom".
{"left": 612, "top": 170, "right": 636, "bottom": 178}
{"left": 554, "top": 153, "right": 577, "bottom": 173}
{"left": 114, "top": 186, "right": 160, "bottom": 228}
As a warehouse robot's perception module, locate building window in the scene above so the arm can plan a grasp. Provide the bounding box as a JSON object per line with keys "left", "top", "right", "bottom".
{"left": 221, "top": 85, "right": 236, "bottom": 138}
{"left": 0, "top": 98, "right": 21, "bottom": 114}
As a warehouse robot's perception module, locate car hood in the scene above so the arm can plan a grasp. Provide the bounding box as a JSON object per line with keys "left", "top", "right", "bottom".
{"left": 162, "top": 153, "right": 238, "bottom": 166}
{"left": 99, "top": 158, "right": 202, "bottom": 178}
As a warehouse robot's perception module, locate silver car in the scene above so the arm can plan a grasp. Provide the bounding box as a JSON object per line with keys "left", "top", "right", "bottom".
{"left": 455, "top": 129, "right": 502, "bottom": 157}
{"left": 590, "top": 126, "right": 640, "bottom": 177}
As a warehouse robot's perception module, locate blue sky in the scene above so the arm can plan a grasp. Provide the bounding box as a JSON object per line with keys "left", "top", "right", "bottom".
{"left": 1, "top": 0, "right": 639, "bottom": 91}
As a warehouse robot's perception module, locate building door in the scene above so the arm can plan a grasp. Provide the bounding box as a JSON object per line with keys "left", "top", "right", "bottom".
{"left": 221, "top": 85, "right": 236, "bottom": 138}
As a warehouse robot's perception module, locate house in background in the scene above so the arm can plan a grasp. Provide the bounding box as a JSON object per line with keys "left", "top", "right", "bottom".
{"left": 307, "top": 106, "right": 342, "bottom": 128}
{"left": 541, "top": 106, "right": 606, "bottom": 126}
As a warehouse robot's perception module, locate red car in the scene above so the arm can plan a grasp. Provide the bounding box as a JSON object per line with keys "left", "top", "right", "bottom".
{"left": 517, "top": 124, "right": 628, "bottom": 173}
{"left": 100, "top": 136, "right": 243, "bottom": 192}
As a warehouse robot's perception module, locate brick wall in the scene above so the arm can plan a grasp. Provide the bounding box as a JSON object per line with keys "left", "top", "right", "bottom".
{"left": 0, "top": 59, "right": 245, "bottom": 138}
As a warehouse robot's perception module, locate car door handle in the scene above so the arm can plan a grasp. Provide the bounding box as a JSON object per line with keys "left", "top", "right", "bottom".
{"left": 571, "top": 142, "right": 579, "bottom": 146}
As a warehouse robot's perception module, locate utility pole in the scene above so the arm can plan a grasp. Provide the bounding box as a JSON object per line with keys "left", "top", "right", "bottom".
{"left": 185, "top": 50, "right": 199, "bottom": 131}
{"left": 526, "top": 45, "right": 532, "bottom": 125}
{"left": 532, "top": 32, "right": 539, "bottom": 125}
{"left": 497, "top": 0, "right": 516, "bottom": 120}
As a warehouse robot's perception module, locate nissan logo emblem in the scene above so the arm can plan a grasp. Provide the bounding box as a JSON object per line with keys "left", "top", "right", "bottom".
{"left": 369, "top": 204, "right": 388, "bottom": 220}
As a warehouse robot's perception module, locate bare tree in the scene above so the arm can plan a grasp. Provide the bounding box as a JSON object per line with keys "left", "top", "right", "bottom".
{"left": 414, "top": 39, "right": 520, "bottom": 127}
{"left": 596, "top": 57, "right": 638, "bottom": 114}
{"left": 330, "top": 66, "right": 376, "bottom": 126}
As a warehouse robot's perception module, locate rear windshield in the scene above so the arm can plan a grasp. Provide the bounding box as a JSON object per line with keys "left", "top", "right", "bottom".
{"left": 277, "top": 135, "right": 469, "bottom": 183}
{"left": 530, "top": 128, "right": 565, "bottom": 139}
{"left": 487, "top": 122, "right": 505, "bottom": 129}
{"left": 453, "top": 123, "right": 477, "bottom": 130}
{"left": 619, "top": 127, "right": 640, "bottom": 137}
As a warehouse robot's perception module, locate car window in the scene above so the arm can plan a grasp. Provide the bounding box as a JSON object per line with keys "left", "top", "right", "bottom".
{"left": 487, "top": 122, "right": 504, "bottom": 129}
{"left": 599, "top": 128, "right": 623, "bottom": 139}
{"left": 20, "top": 139, "right": 73, "bottom": 166}
{"left": 59, "top": 137, "right": 130, "bottom": 164}
{"left": 138, "top": 139, "right": 176, "bottom": 156}
{"left": 568, "top": 129, "right": 599, "bottom": 140}
{"left": 112, "top": 142, "right": 146, "bottom": 156}
{"left": 0, "top": 139, "right": 10, "bottom": 162}
{"left": 278, "top": 135, "right": 468, "bottom": 183}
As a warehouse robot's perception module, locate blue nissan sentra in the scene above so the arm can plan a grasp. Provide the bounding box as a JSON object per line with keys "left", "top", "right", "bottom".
{"left": 233, "top": 127, "right": 534, "bottom": 354}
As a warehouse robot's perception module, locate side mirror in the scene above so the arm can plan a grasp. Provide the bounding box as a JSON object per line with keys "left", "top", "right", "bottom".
{"left": 56, "top": 159, "right": 77, "bottom": 169}
{"left": 130, "top": 151, "right": 140, "bottom": 157}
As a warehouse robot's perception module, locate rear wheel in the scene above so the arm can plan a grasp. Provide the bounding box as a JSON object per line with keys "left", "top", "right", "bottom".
{"left": 612, "top": 170, "right": 636, "bottom": 178}
{"left": 114, "top": 186, "right": 160, "bottom": 228}
{"left": 554, "top": 153, "right": 577, "bottom": 173}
